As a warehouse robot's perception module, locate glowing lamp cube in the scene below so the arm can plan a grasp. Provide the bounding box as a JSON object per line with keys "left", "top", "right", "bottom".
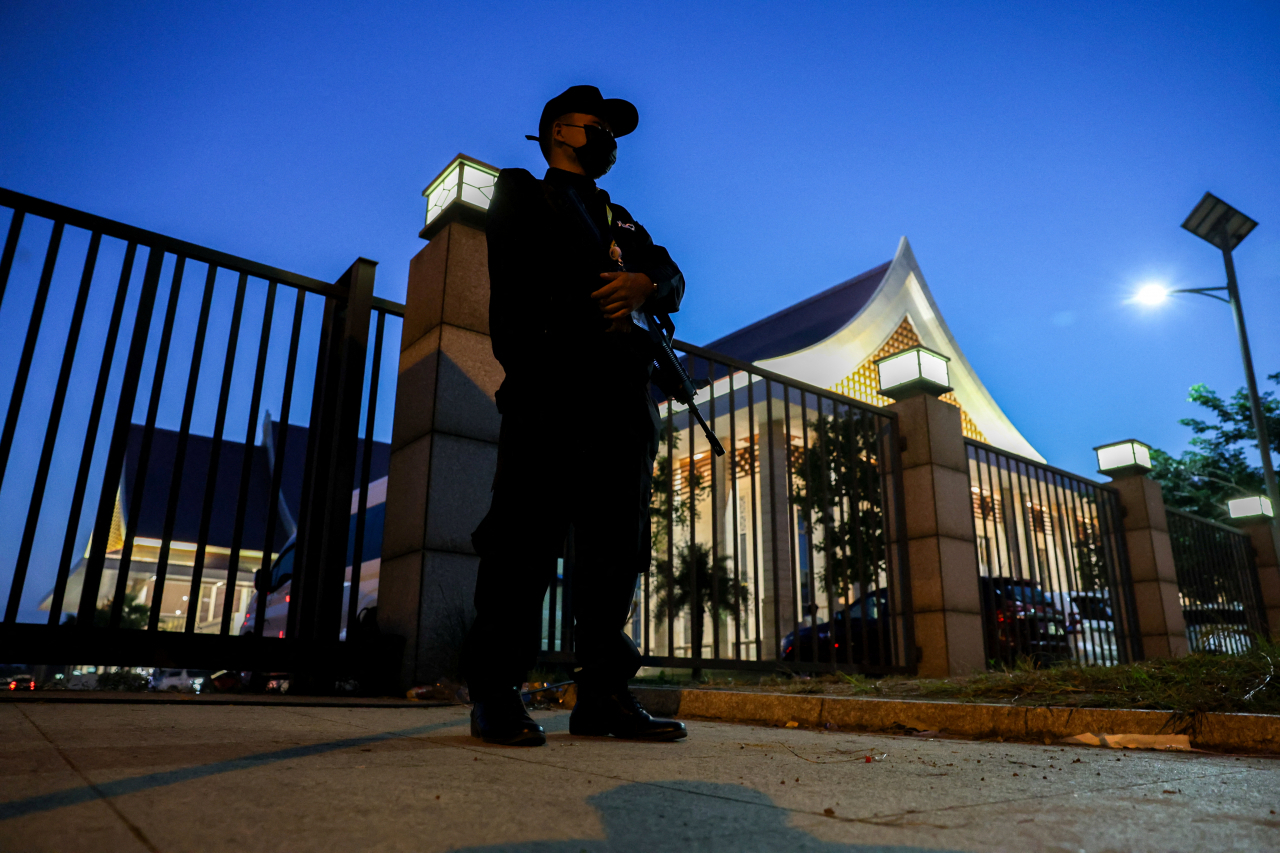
{"left": 1093, "top": 439, "right": 1153, "bottom": 478}
{"left": 874, "top": 346, "right": 952, "bottom": 401}
{"left": 420, "top": 154, "right": 500, "bottom": 240}
{"left": 1227, "top": 496, "right": 1274, "bottom": 520}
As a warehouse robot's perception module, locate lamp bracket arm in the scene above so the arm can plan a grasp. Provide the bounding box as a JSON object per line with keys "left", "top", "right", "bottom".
{"left": 1170, "top": 286, "right": 1232, "bottom": 304}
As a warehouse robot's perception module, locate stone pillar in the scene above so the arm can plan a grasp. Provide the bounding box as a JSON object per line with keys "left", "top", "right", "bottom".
{"left": 759, "top": 415, "right": 796, "bottom": 659}
{"left": 1108, "top": 474, "right": 1188, "bottom": 658}
{"left": 885, "top": 394, "right": 985, "bottom": 677}
{"left": 379, "top": 218, "right": 504, "bottom": 688}
{"left": 1241, "top": 521, "right": 1280, "bottom": 640}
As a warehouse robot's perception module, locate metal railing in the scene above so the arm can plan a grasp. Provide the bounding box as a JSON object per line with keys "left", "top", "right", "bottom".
{"left": 966, "top": 441, "right": 1142, "bottom": 667}
{"left": 0, "top": 188, "right": 402, "bottom": 675}
{"left": 540, "top": 341, "right": 915, "bottom": 676}
{"left": 1166, "top": 508, "right": 1268, "bottom": 654}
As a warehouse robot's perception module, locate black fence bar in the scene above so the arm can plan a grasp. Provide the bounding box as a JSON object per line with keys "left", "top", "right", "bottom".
{"left": 290, "top": 259, "right": 375, "bottom": 647}
{"left": 8, "top": 232, "right": 100, "bottom": 624}
{"left": 0, "top": 188, "right": 341, "bottom": 299}
{"left": 77, "top": 246, "right": 165, "bottom": 627}
{"left": 46, "top": 242, "right": 136, "bottom": 624}
{"left": 252, "top": 286, "right": 307, "bottom": 639}
{"left": 148, "top": 261, "right": 218, "bottom": 633}
{"left": 185, "top": 271, "right": 248, "bottom": 634}
{"left": 219, "top": 280, "right": 279, "bottom": 635}
{"left": 966, "top": 440, "right": 1140, "bottom": 668}
{"left": 0, "top": 220, "right": 63, "bottom": 501}
{"left": 108, "top": 255, "right": 188, "bottom": 629}
{"left": 535, "top": 340, "right": 913, "bottom": 676}
{"left": 0, "top": 209, "right": 26, "bottom": 310}
{"left": 0, "top": 188, "right": 403, "bottom": 677}
{"left": 1166, "top": 507, "right": 1268, "bottom": 654}
{"left": 346, "top": 309, "right": 386, "bottom": 635}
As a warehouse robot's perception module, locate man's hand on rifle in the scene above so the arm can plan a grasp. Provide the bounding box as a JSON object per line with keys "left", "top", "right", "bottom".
{"left": 593, "top": 271, "right": 655, "bottom": 331}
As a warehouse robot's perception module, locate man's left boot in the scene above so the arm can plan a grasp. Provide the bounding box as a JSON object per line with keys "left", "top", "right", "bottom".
{"left": 569, "top": 685, "right": 687, "bottom": 741}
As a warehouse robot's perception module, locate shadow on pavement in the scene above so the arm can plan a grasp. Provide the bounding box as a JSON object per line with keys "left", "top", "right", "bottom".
{"left": 451, "top": 779, "right": 958, "bottom": 852}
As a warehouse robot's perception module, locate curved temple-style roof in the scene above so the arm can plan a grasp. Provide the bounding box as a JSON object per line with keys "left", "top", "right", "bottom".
{"left": 703, "top": 237, "right": 1043, "bottom": 461}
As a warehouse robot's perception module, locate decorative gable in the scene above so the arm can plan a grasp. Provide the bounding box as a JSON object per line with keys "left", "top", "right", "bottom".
{"left": 829, "top": 316, "right": 988, "bottom": 442}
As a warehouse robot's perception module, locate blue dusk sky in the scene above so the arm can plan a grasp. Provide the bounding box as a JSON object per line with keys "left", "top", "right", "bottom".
{"left": 1, "top": 0, "right": 1277, "bottom": 569}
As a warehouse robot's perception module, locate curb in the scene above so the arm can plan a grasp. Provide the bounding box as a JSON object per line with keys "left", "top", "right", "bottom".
{"left": 0, "top": 693, "right": 452, "bottom": 709}
{"left": 630, "top": 686, "right": 1280, "bottom": 754}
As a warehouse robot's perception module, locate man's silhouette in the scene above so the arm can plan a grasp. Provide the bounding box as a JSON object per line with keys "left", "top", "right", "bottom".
{"left": 462, "top": 86, "right": 686, "bottom": 746}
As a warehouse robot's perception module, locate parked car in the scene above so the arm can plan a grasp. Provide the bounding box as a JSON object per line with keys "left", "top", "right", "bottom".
{"left": 1183, "top": 605, "right": 1253, "bottom": 654}
{"left": 7, "top": 674, "right": 35, "bottom": 692}
{"left": 240, "top": 534, "right": 379, "bottom": 642}
{"left": 1051, "top": 590, "right": 1120, "bottom": 665}
{"left": 780, "top": 588, "right": 891, "bottom": 665}
{"left": 979, "top": 577, "right": 1070, "bottom": 666}
{"left": 149, "top": 669, "right": 212, "bottom": 693}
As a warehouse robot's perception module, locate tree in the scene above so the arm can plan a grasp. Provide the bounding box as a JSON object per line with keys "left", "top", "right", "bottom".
{"left": 789, "top": 408, "right": 886, "bottom": 596}
{"left": 650, "top": 422, "right": 748, "bottom": 663}
{"left": 61, "top": 592, "right": 150, "bottom": 629}
{"left": 1151, "top": 372, "right": 1278, "bottom": 523}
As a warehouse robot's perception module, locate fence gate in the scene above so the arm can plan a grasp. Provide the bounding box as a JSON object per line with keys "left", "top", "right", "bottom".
{"left": 966, "top": 441, "right": 1142, "bottom": 667}
{"left": 1166, "top": 508, "right": 1268, "bottom": 654}
{"left": 538, "top": 342, "right": 915, "bottom": 677}
{"left": 0, "top": 188, "right": 402, "bottom": 681}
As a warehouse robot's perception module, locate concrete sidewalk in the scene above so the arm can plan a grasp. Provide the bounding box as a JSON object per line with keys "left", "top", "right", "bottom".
{"left": 2, "top": 701, "right": 1277, "bottom": 852}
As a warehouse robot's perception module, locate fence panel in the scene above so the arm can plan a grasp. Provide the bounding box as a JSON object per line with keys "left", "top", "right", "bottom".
{"left": 1166, "top": 507, "right": 1268, "bottom": 654}
{"left": 966, "top": 441, "right": 1141, "bottom": 667}
{"left": 539, "top": 341, "right": 914, "bottom": 676}
{"left": 0, "top": 188, "right": 402, "bottom": 676}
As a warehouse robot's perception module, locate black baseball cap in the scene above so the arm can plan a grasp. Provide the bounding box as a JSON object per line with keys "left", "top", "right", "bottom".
{"left": 526, "top": 85, "right": 639, "bottom": 150}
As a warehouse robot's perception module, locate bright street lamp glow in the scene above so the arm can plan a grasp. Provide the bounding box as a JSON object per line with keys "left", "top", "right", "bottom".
{"left": 1135, "top": 284, "right": 1169, "bottom": 305}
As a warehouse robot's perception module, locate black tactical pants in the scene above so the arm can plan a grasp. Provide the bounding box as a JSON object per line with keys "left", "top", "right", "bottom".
{"left": 462, "top": 389, "right": 658, "bottom": 700}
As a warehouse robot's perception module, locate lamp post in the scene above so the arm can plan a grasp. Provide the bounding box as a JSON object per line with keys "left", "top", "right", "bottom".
{"left": 1140, "top": 193, "right": 1279, "bottom": 543}
{"left": 1136, "top": 189, "right": 1274, "bottom": 558}
{"left": 1177, "top": 193, "right": 1279, "bottom": 533}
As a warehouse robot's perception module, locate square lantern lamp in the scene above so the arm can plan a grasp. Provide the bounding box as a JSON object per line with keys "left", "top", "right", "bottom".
{"left": 420, "top": 154, "right": 501, "bottom": 240}
{"left": 874, "top": 345, "right": 953, "bottom": 401}
{"left": 1228, "top": 495, "right": 1274, "bottom": 520}
{"left": 1093, "top": 439, "right": 1153, "bottom": 478}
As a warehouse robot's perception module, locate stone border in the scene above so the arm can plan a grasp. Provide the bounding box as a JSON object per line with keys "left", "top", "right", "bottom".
{"left": 631, "top": 687, "right": 1280, "bottom": 754}
{"left": 0, "top": 693, "right": 451, "bottom": 709}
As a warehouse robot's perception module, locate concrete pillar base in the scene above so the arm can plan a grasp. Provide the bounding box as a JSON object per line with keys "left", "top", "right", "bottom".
{"left": 1241, "top": 521, "right": 1280, "bottom": 640}
{"left": 380, "top": 220, "right": 503, "bottom": 688}
{"left": 887, "top": 394, "right": 985, "bottom": 677}
{"left": 1109, "top": 474, "right": 1187, "bottom": 658}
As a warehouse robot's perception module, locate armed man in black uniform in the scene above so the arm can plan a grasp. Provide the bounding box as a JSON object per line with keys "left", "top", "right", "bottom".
{"left": 463, "top": 86, "right": 688, "bottom": 746}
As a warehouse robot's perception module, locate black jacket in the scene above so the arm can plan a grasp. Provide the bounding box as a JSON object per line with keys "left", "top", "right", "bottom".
{"left": 486, "top": 167, "right": 684, "bottom": 412}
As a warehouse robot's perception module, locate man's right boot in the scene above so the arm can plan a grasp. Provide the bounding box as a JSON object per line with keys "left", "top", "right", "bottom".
{"left": 469, "top": 686, "right": 546, "bottom": 746}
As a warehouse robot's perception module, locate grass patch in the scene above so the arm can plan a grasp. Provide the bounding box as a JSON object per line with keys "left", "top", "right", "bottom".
{"left": 634, "top": 637, "right": 1280, "bottom": 716}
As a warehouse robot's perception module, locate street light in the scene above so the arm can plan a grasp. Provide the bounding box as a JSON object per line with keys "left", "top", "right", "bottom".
{"left": 1172, "top": 193, "right": 1279, "bottom": 548}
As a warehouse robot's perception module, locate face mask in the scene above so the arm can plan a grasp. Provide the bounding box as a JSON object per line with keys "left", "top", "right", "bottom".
{"left": 567, "top": 124, "right": 617, "bottom": 179}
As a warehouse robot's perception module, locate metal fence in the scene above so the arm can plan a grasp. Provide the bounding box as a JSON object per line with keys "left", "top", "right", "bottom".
{"left": 966, "top": 441, "right": 1142, "bottom": 667}
{"left": 540, "top": 341, "right": 915, "bottom": 676}
{"left": 1166, "top": 508, "right": 1268, "bottom": 655}
{"left": 0, "top": 188, "right": 401, "bottom": 677}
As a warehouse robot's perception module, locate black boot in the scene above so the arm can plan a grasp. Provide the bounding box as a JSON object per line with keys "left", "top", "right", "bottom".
{"left": 570, "top": 686, "right": 687, "bottom": 741}
{"left": 470, "top": 686, "right": 546, "bottom": 746}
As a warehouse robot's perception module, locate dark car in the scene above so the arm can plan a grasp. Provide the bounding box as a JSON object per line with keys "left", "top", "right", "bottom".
{"left": 979, "top": 577, "right": 1070, "bottom": 665}
{"left": 1183, "top": 605, "right": 1253, "bottom": 654}
{"left": 7, "top": 674, "right": 36, "bottom": 692}
{"left": 780, "top": 588, "right": 891, "bottom": 666}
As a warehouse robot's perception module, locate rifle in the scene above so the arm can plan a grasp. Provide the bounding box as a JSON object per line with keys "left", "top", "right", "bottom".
{"left": 560, "top": 185, "right": 725, "bottom": 457}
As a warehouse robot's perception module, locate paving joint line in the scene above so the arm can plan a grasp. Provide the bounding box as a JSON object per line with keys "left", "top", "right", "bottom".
{"left": 15, "top": 704, "right": 160, "bottom": 852}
